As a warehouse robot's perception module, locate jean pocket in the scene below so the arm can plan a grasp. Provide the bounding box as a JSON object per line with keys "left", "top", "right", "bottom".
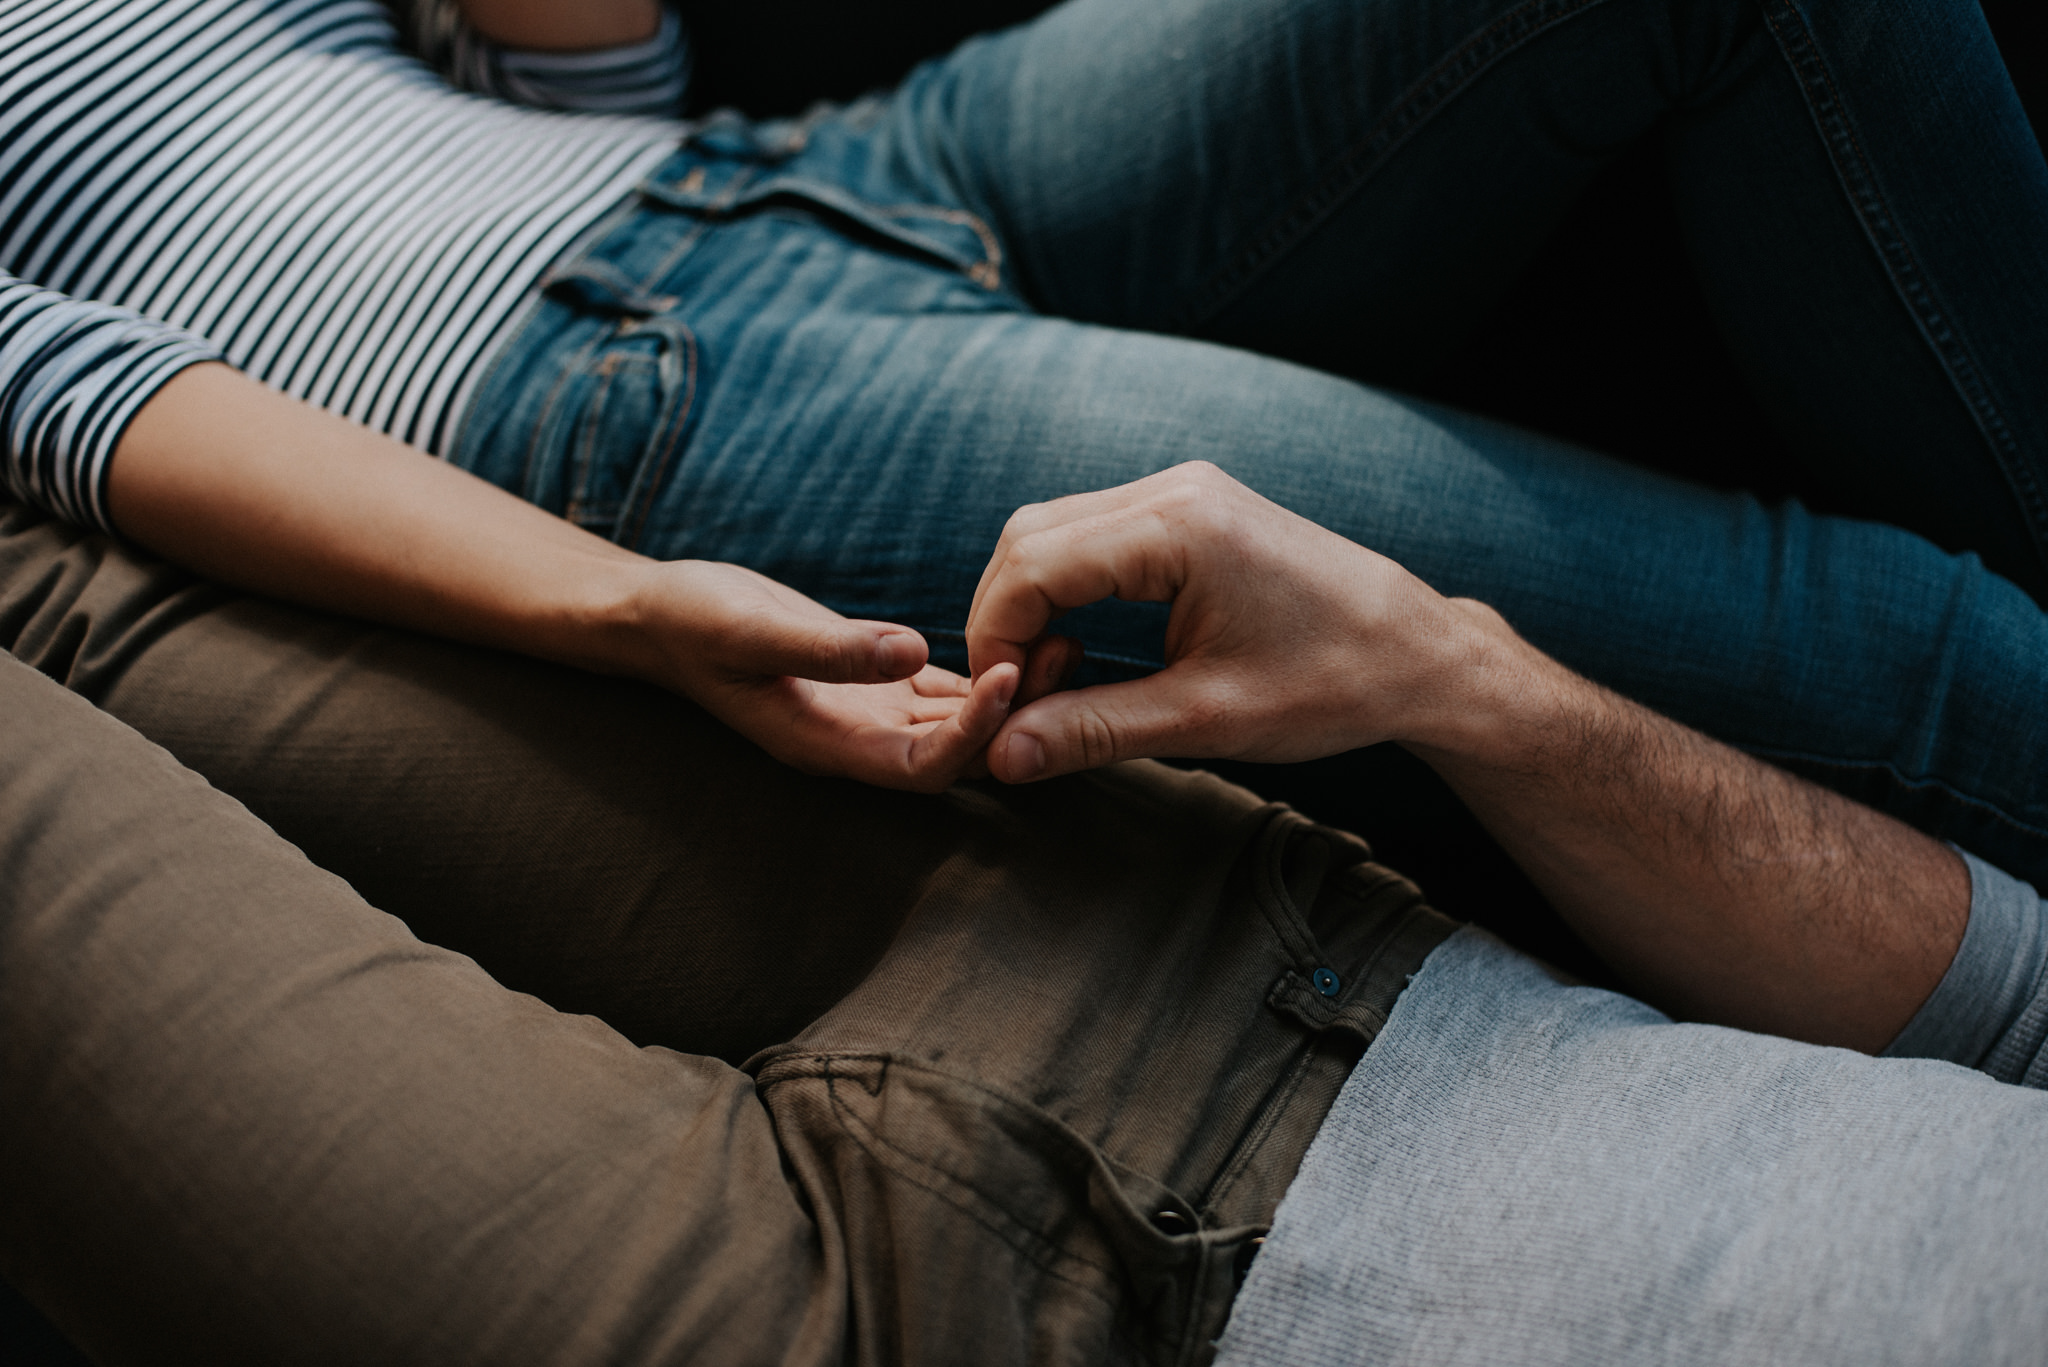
{"left": 640, "top": 169, "right": 1003, "bottom": 291}
{"left": 519, "top": 310, "right": 698, "bottom": 547}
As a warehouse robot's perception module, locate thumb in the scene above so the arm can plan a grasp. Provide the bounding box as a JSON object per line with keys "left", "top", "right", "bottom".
{"left": 987, "top": 672, "right": 1208, "bottom": 781}
{"left": 720, "top": 613, "right": 928, "bottom": 683}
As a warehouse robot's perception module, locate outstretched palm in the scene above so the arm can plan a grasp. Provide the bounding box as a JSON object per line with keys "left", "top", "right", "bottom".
{"left": 638, "top": 560, "right": 1016, "bottom": 792}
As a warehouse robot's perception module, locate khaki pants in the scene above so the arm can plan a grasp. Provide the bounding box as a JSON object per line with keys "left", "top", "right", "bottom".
{"left": 0, "top": 503, "right": 1453, "bottom": 1366}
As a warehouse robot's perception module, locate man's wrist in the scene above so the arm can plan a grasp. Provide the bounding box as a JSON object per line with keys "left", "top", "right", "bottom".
{"left": 1394, "top": 599, "right": 1584, "bottom": 773}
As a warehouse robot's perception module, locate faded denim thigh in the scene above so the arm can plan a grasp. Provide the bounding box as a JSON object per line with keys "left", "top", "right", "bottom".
{"left": 451, "top": 112, "right": 1015, "bottom": 548}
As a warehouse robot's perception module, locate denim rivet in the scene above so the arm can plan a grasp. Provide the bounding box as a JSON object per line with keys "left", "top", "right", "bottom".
{"left": 1151, "top": 1209, "right": 1192, "bottom": 1236}
{"left": 1312, "top": 967, "right": 1341, "bottom": 997}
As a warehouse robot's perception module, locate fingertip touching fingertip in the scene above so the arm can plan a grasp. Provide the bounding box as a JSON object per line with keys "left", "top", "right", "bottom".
{"left": 991, "top": 661, "right": 1020, "bottom": 710}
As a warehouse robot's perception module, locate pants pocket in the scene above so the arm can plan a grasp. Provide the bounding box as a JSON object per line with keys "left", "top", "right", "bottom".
{"left": 640, "top": 164, "right": 1004, "bottom": 291}
{"left": 516, "top": 306, "right": 698, "bottom": 547}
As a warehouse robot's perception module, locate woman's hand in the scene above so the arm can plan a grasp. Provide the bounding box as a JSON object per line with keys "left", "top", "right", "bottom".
{"left": 623, "top": 560, "right": 1018, "bottom": 793}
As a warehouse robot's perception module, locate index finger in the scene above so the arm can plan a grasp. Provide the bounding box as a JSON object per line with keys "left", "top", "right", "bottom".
{"left": 964, "top": 504, "right": 1189, "bottom": 679}
{"left": 966, "top": 466, "right": 1226, "bottom": 667}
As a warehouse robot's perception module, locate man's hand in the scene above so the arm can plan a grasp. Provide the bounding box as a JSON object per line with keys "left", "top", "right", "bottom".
{"left": 966, "top": 462, "right": 1508, "bottom": 782}
{"left": 965, "top": 462, "right": 1969, "bottom": 1051}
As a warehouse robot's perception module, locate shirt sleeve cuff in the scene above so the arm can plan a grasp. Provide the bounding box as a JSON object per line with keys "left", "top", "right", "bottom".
{"left": 3, "top": 281, "right": 223, "bottom": 535}
{"left": 1883, "top": 848, "right": 2048, "bottom": 1086}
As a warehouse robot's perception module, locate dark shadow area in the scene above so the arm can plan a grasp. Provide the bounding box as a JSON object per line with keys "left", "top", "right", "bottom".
{"left": 681, "top": 0, "right": 1056, "bottom": 116}
{"left": 0, "top": 1280, "right": 90, "bottom": 1367}
{"left": 1985, "top": 0, "right": 2048, "bottom": 137}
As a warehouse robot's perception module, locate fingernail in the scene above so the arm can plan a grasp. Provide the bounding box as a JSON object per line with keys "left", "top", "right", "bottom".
{"left": 1004, "top": 732, "right": 1046, "bottom": 782}
{"left": 995, "top": 667, "right": 1018, "bottom": 710}
{"left": 877, "top": 633, "right": 920, "bottom": 678}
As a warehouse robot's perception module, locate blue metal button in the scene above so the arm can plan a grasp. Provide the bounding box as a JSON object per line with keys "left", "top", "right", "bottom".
{"left": 1312, "top": 967, "right": 1341, "bottom": 997}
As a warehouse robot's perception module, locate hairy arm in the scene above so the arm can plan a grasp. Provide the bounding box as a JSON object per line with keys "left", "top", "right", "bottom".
{"left": 108, "top": 363, "right": 1015, "bottom": 791}
{"left": 1406, "top": 601, "right": 1967, "bottom": 1052}
{"left": 965, "top": 462, "right": 1968, "bottom": 1050}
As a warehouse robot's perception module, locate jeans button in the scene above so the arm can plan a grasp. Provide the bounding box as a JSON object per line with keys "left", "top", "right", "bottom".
{"left": 1312, "top": 967, "right": 1341, "bottom": 997}
{"left": 1151, "top": 1209, "right": 1192, "bottom": 1236}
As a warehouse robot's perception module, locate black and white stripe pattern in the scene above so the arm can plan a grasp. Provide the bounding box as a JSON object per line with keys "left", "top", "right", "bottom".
{"left": 0, "top": 0, "right": 688, "bottom": 533}
{"left": 0, "top": 278, "right": 219, "bottom": 529}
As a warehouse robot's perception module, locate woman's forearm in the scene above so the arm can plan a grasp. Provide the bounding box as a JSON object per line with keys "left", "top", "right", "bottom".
{"left": 454, "top": 0, "right": 660, "bottom": 51}
{"left": 107, "top": 363, "right": 658, "bottom": 679}
{"left": 104, "top": 364, "right": 1016, "bottom": 794}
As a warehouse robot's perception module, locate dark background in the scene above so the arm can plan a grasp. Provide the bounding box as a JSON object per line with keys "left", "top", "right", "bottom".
{"left": 6, "top": 2, "right": 2043, "bottom": 1358}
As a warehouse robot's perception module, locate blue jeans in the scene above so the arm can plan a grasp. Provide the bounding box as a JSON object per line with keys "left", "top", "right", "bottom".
{"left": 453, "top": 0, "right": 2048, "bottom": 883}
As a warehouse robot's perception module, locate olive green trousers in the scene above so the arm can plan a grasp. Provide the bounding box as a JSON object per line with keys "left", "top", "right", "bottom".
{"left": 0, "top": 504, "right": 1452, "bottom": 1366}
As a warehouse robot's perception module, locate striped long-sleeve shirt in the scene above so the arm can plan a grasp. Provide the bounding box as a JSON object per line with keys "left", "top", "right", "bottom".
{"left": 0, "top": 0, "right": 689, "bottom": 532}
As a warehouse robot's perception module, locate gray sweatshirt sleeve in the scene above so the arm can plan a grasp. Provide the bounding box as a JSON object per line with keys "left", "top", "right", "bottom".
{"left": 0, "top": 274, "right": 222, "bottom": 534}
{"left": 1884, "top": 849, "right": 2048, "bottom": 1088}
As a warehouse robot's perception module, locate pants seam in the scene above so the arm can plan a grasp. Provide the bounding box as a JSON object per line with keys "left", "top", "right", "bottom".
{"left": 519, "top": 329, "right": 607, "bottom": 505}
{"left": 1756, "top": 0, "right": 2048, "bottom": 576}
{"left": 1170, "top": 0, "right": 1616, "bottom": 330}
{"left": 619, "top": 319, "right": 699, "bottom": 550}
{"left": 766, "top": 1056, "right": 1127, "bottom": 1297}
{"left": 1199, "top": 1044, "right": 1316, "bottom": 1219}
{"left": 1743, "top": 744, "right": 2048, "bottom": 845}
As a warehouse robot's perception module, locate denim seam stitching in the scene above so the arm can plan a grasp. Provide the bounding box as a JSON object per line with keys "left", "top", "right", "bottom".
{"left": 565, "top": 357, "right": 622, "bottom": 526}
{"left": 712, "top": 180, "right": 1000, "bottom": 286}
{"left": 876, "top": 203, "right": 1005, "bottom": 289}
{"left": 631, "top": 167, "right": 747, "bottom": 289}
{"left": 1742, "top": 744, "right": 2048, "bottom": 844}
{"left": 635, "top": 212, "right": 711, "bottom": 290}
{"left": 1756, "top": 0, "right": 2048, "bottom": 571}
{"left": 619, "top": 320, "right": 699, "bottom": 549}
{"left": 1169, "top": 0, "right": 1614, "bottom": 331}
{"left": 518, "top": 329, "right": 608, "bottom": 504}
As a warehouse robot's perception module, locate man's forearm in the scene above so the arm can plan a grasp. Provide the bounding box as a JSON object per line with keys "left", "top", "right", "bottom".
{"left": 967, "top": 465, "right": 1974, "bottom": 1051}
{"left": 1406, "top": 604, "right": 1970, "bottom": 1053}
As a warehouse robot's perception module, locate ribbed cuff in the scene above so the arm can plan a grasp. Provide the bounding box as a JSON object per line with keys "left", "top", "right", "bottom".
{"left": 1883, "top": 848, "right": 2048, "bottom": 1085}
